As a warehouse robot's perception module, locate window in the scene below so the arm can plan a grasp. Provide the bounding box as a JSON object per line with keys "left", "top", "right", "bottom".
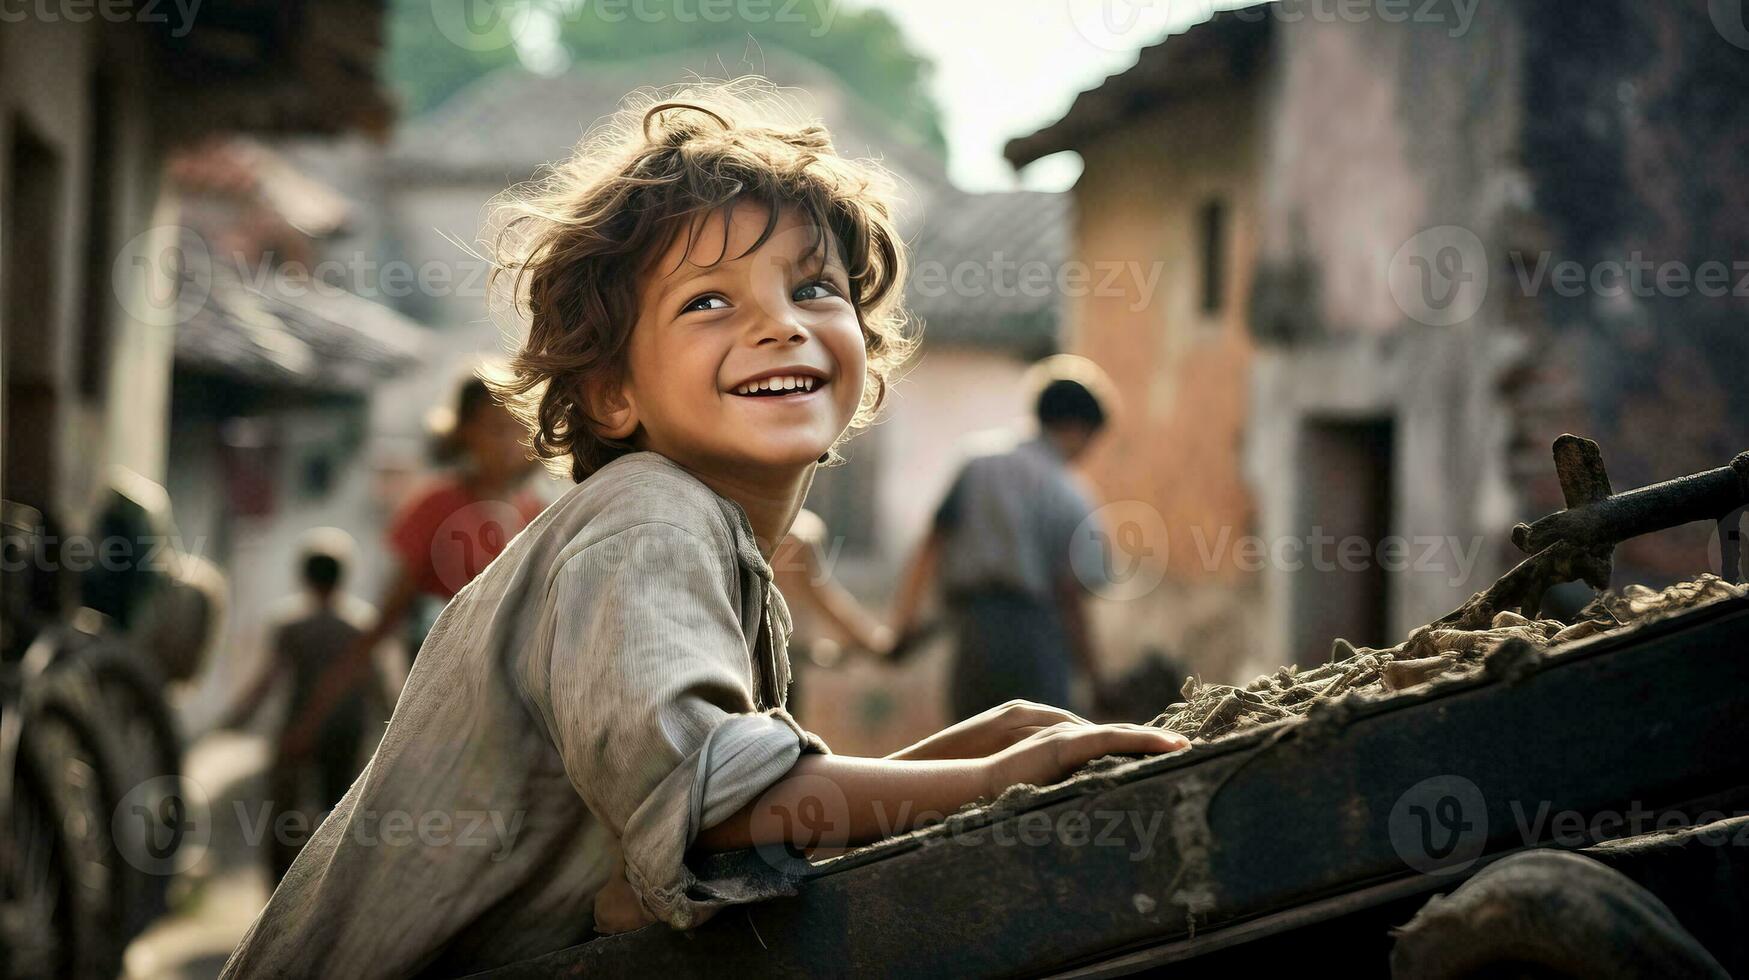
{"left": 80, "top": 67, "right": 116, "bottom": 398}
{"left": 1198, "top": 198, "right": 1228, "bottom": 316}
{"left": 3, "top": 114, "right": 65, "bottom": 510}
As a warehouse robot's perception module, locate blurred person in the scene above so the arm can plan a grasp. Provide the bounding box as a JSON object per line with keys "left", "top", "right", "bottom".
{"left": 220, "top": 84, "right": 1183, "bottom": 979}
{"left": 217, "top": 529, "right": 384, "bottom": 881}
{"left": 891, "top": 356, "right": 1114, "bottom": 721}
{"left": 278, "top": 368, "right": 543, "bottom": 757}
{"left": 770, "top": 507, "right": 894, "bottom": 717}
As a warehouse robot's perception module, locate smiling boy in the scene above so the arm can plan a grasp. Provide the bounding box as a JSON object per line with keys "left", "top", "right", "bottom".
{"left": 219, "top": 82, "right": 1185, "bottom": 979}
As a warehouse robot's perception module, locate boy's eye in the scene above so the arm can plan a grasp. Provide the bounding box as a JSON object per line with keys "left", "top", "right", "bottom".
{"left": 794, "top": 280, "right": 841, "bottom": 302}
{"left": 682, "top": 294, "right": 730, "bottom": 313}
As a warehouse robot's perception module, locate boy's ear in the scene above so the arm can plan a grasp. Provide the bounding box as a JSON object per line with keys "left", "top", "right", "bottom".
{"left": 584, "top": 374, "right": 639, "bottom": 442}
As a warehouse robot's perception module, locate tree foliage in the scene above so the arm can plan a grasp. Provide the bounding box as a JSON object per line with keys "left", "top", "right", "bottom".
{"left": 388, "top": 0, "right": 944, "bottom": 151}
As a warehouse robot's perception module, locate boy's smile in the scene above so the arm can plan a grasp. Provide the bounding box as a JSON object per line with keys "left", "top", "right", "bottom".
{"left": 604, "top": 201, "right": 868, "bottom": 497}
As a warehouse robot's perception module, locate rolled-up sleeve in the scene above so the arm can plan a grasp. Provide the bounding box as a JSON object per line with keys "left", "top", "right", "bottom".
{"left": 546, "top": 520, "right": 827, "bottom": 928}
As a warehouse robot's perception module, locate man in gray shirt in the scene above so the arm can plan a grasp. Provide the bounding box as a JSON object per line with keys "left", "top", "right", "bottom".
{"left": 893, "top": 358, "right": 1113, "bottom": 720}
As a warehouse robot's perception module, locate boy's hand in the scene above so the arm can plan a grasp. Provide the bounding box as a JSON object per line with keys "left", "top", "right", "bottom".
{"left": 887, "top": 700, "right": 1092, "bottom": 761}
{"left": 981, "top": 723, "right": 1187, "bottom": 798}
{"left": 593, "top": 856, "right": 659, "bottom": 934}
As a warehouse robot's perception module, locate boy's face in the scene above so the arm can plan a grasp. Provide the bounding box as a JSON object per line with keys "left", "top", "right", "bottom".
{"left": 611, "top": 203, "right": 867, "bottom": 477}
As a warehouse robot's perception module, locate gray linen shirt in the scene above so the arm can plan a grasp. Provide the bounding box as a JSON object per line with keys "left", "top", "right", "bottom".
{"left": 220, "top": 451, "right": 828, "bottom": 978}
{"left": 933, "top": 432, "right": 1103, "bottom": 603}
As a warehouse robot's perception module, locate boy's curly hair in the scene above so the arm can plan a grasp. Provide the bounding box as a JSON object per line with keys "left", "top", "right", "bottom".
{"left": 485, "top": 77, "right": 916, "bottom": 482}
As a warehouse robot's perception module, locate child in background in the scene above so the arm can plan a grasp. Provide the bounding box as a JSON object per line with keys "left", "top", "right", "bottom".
{"left": 892, "top": 357, "right": 1116, "bottom": 721}
{"left": 770, "top": 507, "right": 894, "bottom": 718}
{"left": 218, "top": 528, "right": 384, "bottom": 882}
{"left": 277, "top": 369, "right": 543, "bottom": 757}
{"left": 221, "top": 81, "right": 1185, "bottom": 978}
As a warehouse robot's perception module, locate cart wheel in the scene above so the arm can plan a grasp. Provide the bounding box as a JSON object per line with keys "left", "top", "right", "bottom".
{"left": 1, "top": 712, "right": 80, "bottom": 980}
{"left": 1390, "top": 848, "right": 1728, "bottom": 979}
{"left": 18, "top": 667, "right": 129, "bottom": 980}
{"left": 59, "top": 636, "right": 183, "bottom": 939}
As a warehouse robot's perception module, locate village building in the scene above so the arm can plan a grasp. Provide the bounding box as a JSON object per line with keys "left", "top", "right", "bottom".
{"left": 1007, "top": 4, "right": 1749, "bottom": 681}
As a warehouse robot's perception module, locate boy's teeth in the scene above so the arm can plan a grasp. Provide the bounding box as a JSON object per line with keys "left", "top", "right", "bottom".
{"left": 735, "top": 375, "right": 818, "bottom": 395}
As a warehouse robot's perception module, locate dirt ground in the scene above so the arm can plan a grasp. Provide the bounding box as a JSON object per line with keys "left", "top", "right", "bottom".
{"left": 122, "top": 732, "right": 277, "bottom": 980}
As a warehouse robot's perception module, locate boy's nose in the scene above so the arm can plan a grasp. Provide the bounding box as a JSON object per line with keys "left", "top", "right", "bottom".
{"left": 750, "top": 313, "right": 808, "bottom": 347}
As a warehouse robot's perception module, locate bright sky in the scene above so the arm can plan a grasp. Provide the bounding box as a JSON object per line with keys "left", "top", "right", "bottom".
{"left": 848, "top": 0, "right": 1261, "bottom": 192}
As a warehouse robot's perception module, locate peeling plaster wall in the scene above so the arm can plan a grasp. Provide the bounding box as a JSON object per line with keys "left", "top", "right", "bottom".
{"left": 1510, "top": 0, "right": 1749, "bottom": 584}
{"left": 1068, "top": 78, "right": 1265, "bottom": 685}
{"left": 0, "top": 18, "right": 172, "bottom": 523}
{"left": 1242, "top": 6, "right": 1529, "bottom": 672}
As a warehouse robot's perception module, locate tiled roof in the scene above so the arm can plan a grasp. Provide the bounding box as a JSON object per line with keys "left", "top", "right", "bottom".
{"left": 176, "top": 261, "right": 424, "bottom": 393}
{"left": 1006, "top": 11, "right": 1273, "bottom": 167}
{"left": 905, "top": 189, "right": 1069, "bottom": 354}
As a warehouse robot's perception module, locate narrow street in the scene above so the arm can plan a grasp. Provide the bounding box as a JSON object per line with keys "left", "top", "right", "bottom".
{"left": 122, "top": 733, "right": 275, "bottom": 980}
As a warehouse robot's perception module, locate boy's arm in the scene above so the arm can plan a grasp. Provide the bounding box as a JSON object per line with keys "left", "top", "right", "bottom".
{"left": 890, "top": 469, "right": 965, "bottom": 642}
{"left": 790, "top": 539, "right": 892, "bottom": 655}
{"left": 1054, "top": 572, "right": 1101, "bottom": 682}
{"left": 215, "top": 633, "right": 286, "bottom": 732}
{"left": 889, "top": 525, "right": 944, "bottom": 641}
{"left": 546, "top": 519, "right": 828, "bottom": 929}
{"left": 694, "top": 723, "right": 1184, "bottom": 852}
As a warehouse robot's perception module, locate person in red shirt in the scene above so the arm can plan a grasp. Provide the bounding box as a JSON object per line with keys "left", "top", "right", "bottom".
{"left": 281, "top": 370, "right": 541, "bottom": 756}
